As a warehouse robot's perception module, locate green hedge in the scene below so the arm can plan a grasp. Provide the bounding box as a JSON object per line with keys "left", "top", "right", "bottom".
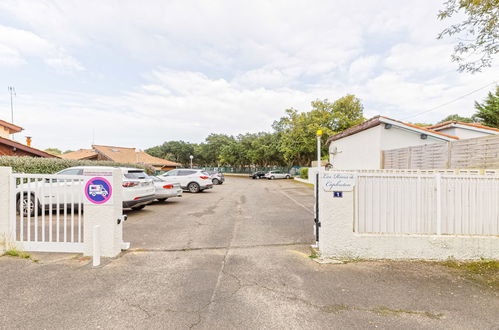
{"left": 0, "top": 156, "right": 153, "bottom": 174}
{"left": 300, "top": 167, "right": 309, "bottom": 179}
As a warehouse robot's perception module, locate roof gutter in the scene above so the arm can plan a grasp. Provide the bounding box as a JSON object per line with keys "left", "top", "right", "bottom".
{"left": 380, "top": 118, "right": 456, "bottom": 142}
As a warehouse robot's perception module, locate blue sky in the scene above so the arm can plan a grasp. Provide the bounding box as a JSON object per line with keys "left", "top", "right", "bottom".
{"left": 0, "top": 0, "right": 497, "bottom": 151}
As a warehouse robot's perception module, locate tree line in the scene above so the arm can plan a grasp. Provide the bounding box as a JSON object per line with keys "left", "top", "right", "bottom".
{"left": 146, "top": 95, "right": 364, "bottom": 167}
{"left": 147, "top": 87, "right": 499, "bottom": 168}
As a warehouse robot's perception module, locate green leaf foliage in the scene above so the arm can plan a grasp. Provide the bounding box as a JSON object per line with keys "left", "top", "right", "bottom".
{"left": 438, "top": 114, "right": 475, "bottom": 123}
{"left": 148, "top": 94, "right": 364, "bottom": 168}
{"left": 438, "top": 0, "right": 499, "bottom": 73}
{"left": 0, "top": 156, "right": 152, "bottom": 174}
{"left": 473, "top": 85, "right": 499, "bottom": 128}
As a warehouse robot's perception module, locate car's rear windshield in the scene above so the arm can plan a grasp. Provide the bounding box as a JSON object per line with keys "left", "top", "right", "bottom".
{"left": 124, "top": 171, "right": 147, "bottom": 179}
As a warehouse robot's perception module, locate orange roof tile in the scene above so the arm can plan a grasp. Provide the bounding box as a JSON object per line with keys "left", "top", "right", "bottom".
{"left": 0, "top": 119, "right": 23, "bottom": 134}
{"left": 327, "top": 115, "right": 459, "bottom": 143}
{"left": 427, "top": 121, "right": 499, "bottom": 133}
{"left": 92, "top": 145, "right": 180, "bottom": 166}
{"left": 60, "top": 149, "right": 98, "bottom": 160}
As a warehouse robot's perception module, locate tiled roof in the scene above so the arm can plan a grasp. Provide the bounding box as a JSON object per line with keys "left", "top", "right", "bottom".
{"left": 92, "top": 145, "right": 181, "bottom": 166}
{"left": 0, "top": 120, "right": 23, "bottom": 134}
{"left": 60, "top": 149, "right": 98, "bottom": 160}
{"left": 426, "top": 121, "right": 499, "bottom": 133}
{"left": 0, "top": 136, "right": 58, "bottom": 158}
{"left": 327, "top": 116, "right": 459, "bottom": 143}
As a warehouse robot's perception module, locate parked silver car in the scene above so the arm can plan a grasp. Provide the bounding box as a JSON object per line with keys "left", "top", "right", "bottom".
{"left": 264, "top": 171, "right": 291, "bottom": 180}
{"left": 149, "top": 176, "right": 183, "bottom": 202}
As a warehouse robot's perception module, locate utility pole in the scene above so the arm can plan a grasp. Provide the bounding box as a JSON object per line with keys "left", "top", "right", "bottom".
{"left": 8, "top": 86, "right": 16, "bottom": 139}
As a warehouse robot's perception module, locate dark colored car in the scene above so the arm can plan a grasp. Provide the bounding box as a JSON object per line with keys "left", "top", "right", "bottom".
{"left": 250, "top": 171, "right": 266, "bottom": 179}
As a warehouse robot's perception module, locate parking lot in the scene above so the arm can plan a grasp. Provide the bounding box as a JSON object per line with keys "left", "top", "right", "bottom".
{"left": 1, "top": 177, "right": 498, "bottom": 329}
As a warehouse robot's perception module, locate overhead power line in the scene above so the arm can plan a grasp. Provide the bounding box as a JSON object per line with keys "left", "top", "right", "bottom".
{"left": 404, "top": 80, "right": 498, "bottom": 120}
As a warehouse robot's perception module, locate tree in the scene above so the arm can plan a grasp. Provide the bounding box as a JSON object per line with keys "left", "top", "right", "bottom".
{"left": 472, "top": 86, "right": 499, "bottom": 127}
{"left": 438, "top": 114, "right": 475, "bottom": 123}
{"left": 273, "top": 95, "right": 364, "bottom": 166}
{"left": 203, "top": 134, "right": 235, "bottom": 166}
{"left": 146, "top": 141, "right": 196, "bottom": 166}
{"left": 438, "top": 0, "right": 499, "bottom": 73}
{"left": 44, "top": 148, "right": 62, "bottom": 156}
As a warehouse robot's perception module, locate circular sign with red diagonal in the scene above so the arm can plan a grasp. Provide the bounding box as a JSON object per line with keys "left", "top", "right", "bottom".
{"left": 85, "top": 177, "right": 113, "bottom": 204}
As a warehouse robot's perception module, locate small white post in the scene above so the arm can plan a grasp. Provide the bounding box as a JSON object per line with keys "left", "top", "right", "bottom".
{"left": 435, "top": 174, "right": 442, "bottom": 235}
{"left": 93, "top": 225, "right": 101, "bottom": 267}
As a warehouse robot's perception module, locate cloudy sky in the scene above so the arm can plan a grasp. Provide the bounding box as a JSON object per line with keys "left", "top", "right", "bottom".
{"left": 0, "top": 0, "right": 497, "bottom": 151}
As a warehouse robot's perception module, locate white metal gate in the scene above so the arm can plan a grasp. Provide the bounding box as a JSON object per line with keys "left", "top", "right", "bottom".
{"left": 11, "top": 173, "right": 86, "bottom": 252}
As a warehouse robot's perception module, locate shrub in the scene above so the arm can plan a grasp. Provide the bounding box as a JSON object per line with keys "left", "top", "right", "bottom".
{"left": 0, "top": 156, "right": 154, "bottom": 174}
{"left": 300, "top": 167, "right": 309, "bottom": 179}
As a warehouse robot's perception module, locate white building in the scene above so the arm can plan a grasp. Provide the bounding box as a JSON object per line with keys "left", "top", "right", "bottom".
{"left": 426, "top": 121, "right": 499, "bottom": 139}
{"left": 327, "top": 116, "right": 499, "bottom": 170}
{"left": 327, "top": 116, "right": 456, "bottom": 170}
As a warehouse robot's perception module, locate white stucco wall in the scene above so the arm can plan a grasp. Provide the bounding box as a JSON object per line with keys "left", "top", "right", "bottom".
{"left": 436, "top": 127, "right": 492, "bottom": 139}
{"left": 318, "top": 171, "right": 499, "bottom": 260}
{"left": 330, "top": 125, "right": 382, "bottom": 170}
{"left": 380, "top": 125, "right": 443, "bottom": 150}
{"left": 329, "top": 124, "right": 446, "bottom": 170}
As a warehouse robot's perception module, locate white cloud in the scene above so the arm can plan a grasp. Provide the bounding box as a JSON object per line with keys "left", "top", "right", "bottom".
{"left": 0, "top": 25, "right": 83, "bottom": 71}
{"left": 0, "top": 44, "right": 24, "bottom": 66}
{"left": 0, "top": 0, "right": 497, "bottom": 151}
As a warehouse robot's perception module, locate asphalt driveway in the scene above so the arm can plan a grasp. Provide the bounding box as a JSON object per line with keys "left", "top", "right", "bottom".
{"left": 1, "top": 177, "right": 498, "bottom": 329}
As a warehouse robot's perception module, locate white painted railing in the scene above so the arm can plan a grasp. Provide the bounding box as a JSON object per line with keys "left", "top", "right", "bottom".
{"left": 354, "top": 172, "right": 499, "bottom": 236}
{"left": 12, "top": 173, "right": 86, "bottom": 252}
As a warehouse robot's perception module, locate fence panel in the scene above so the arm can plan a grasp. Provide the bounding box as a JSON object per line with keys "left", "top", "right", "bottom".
{"left": 382, "top": 134, "right": 499, "bottom": 170}
{"left": 12, "top": 173, "right": 86, "bottom": 252}
{"left": 354, "top": 172, "right": 499, "bottom": 236}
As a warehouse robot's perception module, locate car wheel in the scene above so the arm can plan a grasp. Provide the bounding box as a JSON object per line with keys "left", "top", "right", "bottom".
{"left": 212, "top": 178, "right": 220, "bottom": 185}
{"left": 286, "top": 175, "right": 290, "bottom": 179}
{"left": 188, "top": 182, "right": 201, "bottom": 193}
{"left": 270, "top": 176, "right": 275, "bottom": 180}
{"left": 17, "top": 194, "right": 40, "bottom": 217}
{"left": 131, "top": 205, "right": 146, "bottom": 210}
{"left": 157, "top": 198, "right": 168, "bottom": 202}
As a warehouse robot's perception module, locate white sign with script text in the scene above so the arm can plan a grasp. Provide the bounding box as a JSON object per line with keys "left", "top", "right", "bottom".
{"left": 322, "top": 172, "right": 356, "bottom": 192}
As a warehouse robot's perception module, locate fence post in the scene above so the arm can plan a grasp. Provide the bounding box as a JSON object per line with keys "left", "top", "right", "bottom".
{"left": 435, "top": 173, "right": 442, "bottom": 235}
{"left": 83, "top": 168, "right": 125, "bottom": 257}
{"left": 0, "top": 167, "right": 13, "bottom": 252}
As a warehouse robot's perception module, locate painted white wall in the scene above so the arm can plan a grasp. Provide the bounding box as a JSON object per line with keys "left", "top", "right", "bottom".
{"left": 380, "top": 125, "right": 443, "bottom": 150}
{"left": 437, "top": 127, "right": 491, "bottom": 139}
{"left": 318, "top": 170, "right": 499, "bottom": 260}
{"left": 329, "top": 124, "right": 446, "bottom": 170}
{"left": 330, "top": 125, "right": 382, "bottom": 170}
{"left": 0, "top": 167, "right": 13, "bottom": 253}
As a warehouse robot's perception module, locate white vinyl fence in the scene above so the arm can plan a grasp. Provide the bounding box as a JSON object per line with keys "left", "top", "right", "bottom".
{"left": 356, "top": 173, "right": 499, "bottom": 236}
{"left": 317, "top": 169, "right": 499, "bottom": 260}
{"left": 13, "top": 173, "right": 86, "bottom": 252}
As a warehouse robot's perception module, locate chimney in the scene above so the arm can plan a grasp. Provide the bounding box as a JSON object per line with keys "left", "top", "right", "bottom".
{"left": 26, "top": 136, "right": 32, "bottom": 147}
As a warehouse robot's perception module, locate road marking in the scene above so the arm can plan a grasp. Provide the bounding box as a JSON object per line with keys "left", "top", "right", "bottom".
{"left": 279, "top": 190, "right": 314, "bottom": 215}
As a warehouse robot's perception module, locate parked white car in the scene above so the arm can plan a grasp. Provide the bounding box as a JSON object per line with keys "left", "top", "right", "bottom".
{"left": 159, "top": 169, "right": 213, "bottom": 193}
{"left": 150, "top": 176, "right": 182, "bottom": 201}
{"left": 264, "top": 171, "right": 291, "bottom": 180}
{"left": 16, "top": 166, "right": 155, "bottom": 216}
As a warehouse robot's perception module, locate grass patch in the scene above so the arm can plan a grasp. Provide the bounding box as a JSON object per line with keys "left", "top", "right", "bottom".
{"left": 3, "top": 248, "right": 31, "bottom": 259}
{"left": 309, "top": 249, "right": 320, "bottom": 259}
{"left": 438, "top": 258, "right": 499, "bottom": 290}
